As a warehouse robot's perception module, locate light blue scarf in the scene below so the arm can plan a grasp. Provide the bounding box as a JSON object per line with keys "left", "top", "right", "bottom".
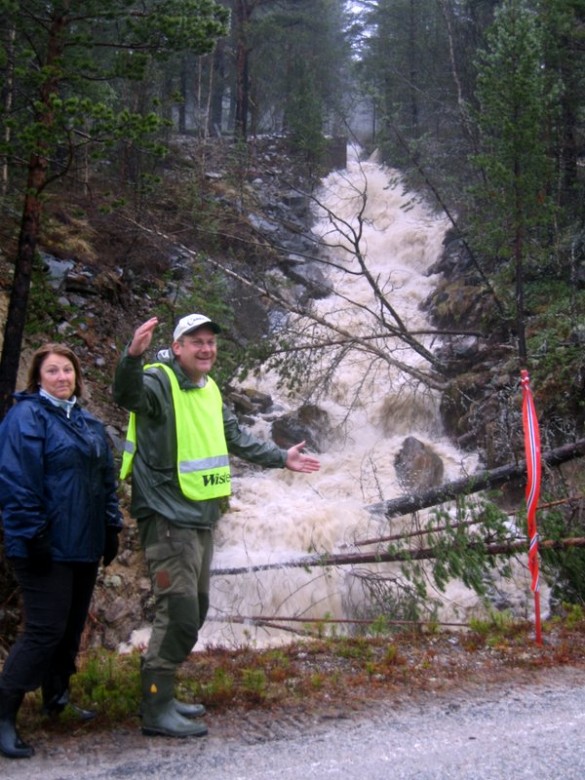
{"left": 39, "top": 388, "right": 77, "bottom": 419}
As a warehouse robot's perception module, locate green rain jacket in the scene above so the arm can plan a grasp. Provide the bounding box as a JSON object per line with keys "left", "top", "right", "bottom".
{"left": 113, "top": 348, "right": 287, "bottom": 529}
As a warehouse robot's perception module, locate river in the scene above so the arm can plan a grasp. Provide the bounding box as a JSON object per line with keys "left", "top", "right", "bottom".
{"left": 123, "top": 146, "right": 536, "bottom": 654}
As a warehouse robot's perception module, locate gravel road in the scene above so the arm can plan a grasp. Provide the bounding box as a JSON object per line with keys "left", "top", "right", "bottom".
{"left": 1, "top": 666, "right": 583, "bottom": 780}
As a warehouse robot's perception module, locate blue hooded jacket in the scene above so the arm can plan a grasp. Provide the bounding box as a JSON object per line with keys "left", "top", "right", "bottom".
{"left": 0, "top": 391, "right": 122, "bottom": 561}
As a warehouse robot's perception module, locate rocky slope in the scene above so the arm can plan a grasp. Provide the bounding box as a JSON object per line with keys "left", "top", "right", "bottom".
{"left": 1, "top": 135, "right": 583, "bottom": 658}
{"left": 0, "top": 135, "right": 347, "bottom": 655}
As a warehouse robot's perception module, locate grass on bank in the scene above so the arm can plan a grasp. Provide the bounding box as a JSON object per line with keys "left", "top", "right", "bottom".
{"left": 17, "top": 606, "right": 585, "bottom": 735}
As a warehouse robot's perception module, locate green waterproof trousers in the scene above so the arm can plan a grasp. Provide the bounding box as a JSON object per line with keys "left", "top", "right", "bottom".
{"left": 138, "top": 513, "right": 212, "bottom": 672}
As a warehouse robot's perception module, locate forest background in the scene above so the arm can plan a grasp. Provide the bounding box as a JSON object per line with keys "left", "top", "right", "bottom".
{"left": 0, "top": 0, "right": 584, "bottom": 661}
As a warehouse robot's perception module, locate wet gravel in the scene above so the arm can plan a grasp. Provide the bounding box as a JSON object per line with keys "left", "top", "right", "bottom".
{"left": 2, "top": 666, "right": 583, "bottom": 779}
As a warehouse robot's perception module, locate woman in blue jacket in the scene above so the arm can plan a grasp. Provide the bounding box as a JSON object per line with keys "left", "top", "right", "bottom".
{"left": 0, "top": 343, "right": 123, "bottom": 760}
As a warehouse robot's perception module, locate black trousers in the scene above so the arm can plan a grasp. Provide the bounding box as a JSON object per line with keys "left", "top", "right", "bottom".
{"left": 0, "top": 560, "right": 98, "bottom": 694}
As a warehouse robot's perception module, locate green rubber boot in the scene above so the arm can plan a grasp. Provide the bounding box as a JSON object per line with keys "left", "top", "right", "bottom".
{"left": 173, "top": 699, "right": 206, "bottom": 719}
{"left": 141, "top": 670, "right": 207, "bottom": 738}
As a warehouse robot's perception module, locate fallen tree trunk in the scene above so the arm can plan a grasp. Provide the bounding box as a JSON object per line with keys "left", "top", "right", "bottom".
{"left": 211, "top": 440, "right": 585, "bottom": 577}
{"left": 367, "top": 438, "right": 585, "bottom": 519}
{"left": 211, "top": 614, "right": 470, "bottom": 630}
{"left": 211, "top": 536, "right": 585, "bottom": 576}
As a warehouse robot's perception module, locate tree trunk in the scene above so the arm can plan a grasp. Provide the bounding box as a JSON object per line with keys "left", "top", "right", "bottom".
{"left": 407, "top": 0, "right": 419, "bottom": 141}
{"left": 0, "top": 161, "right": 45, "bottom": 418}
{"left": 1, "top": 24, "right": 16, "bottom": 196}
{"left": 234, "top": 34, "right": 250, "bottom": 138}
{"left": 212, "top": 535, "right": 585, "bottom": 576}
{"left": 367, "top": 438, "right": 585, "bottom": 519}
{"left": 178, "top": 54, "right": 188, "bottom": 134}
{"left": 234, "top": 0, "right": 258, "bottom": 139}
{"left": 514, "top": 152, "right": 527, "bottom": 362}
{"left": 209, "top": 39, "right": 226, "bottom": 136}
{"left": 0, "top": 7, "right": 68, "bottom": 418}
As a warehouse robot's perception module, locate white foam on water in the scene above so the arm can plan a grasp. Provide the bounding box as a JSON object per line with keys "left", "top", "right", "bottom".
{"left": 121, "top": 145, "right": 538, "bottom": 654}
{"left": 197, "top": 147, "right": 486, "bottom": 649}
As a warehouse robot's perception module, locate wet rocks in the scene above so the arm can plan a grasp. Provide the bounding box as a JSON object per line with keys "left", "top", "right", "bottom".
{"left": 271, "top": 403, "right": 333, "bottom": 453}
{"left": 394, "top": 436, "right": 445, "bottom": 492}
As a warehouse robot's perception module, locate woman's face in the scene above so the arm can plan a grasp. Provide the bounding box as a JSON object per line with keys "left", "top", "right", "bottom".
{"left": 39, "top": 353, "right": 76, "bottom": 399}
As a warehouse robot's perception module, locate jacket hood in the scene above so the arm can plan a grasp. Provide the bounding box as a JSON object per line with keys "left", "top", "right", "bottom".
{"left": 12, "top": 390, "right": 35, "bottom": 402}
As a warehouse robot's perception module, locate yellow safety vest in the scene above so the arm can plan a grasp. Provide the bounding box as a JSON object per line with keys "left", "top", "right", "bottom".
{"left": 120, "top": 363, "right": 231, "bottom": 500}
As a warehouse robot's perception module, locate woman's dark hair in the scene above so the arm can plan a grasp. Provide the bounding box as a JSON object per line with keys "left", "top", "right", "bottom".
{"left": 26, "top": 343, "right": 84, "bottom": 397}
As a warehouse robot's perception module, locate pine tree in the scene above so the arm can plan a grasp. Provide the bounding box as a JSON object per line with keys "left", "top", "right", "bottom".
{"left": 0, "top": 0, "right": 229, "bottom": 417}
{"left": 472, "top": 0, "right": 558, "bottom": 361}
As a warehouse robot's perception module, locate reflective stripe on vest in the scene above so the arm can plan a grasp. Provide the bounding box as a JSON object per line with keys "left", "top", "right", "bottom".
{"left": 119, "top": 363, "right": 231, "bottom": 500}
{"left": 119, "top": 416, "right": 137, "bottom": 479}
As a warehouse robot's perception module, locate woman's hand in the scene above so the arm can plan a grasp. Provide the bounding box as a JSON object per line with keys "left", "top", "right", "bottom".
{"left": 26, "top": 527, "right": 52, "bottom": 575}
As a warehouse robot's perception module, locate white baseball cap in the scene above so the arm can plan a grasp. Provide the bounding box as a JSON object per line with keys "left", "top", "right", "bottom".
{"left": 173, "top": 313, "right": 221, "bottom": 341}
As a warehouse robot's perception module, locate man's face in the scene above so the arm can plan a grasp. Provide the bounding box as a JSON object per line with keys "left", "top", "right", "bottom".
{"left": 172, "top": 325, "right": 218, "bottom": 382}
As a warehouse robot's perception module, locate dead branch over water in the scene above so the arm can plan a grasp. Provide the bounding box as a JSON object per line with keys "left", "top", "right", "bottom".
{"left": 212, "top": 439, "right": 585, "bottom": 577}
{"left": 211, "top": 536, "right": 585, "bottom": 576}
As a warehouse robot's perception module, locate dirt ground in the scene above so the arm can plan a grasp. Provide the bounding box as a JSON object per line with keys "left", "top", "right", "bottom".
{"left": 6, "top": 618, "right": 585, "bottom": 762}
{"left": 2, "top": 646, "right": 584, "bottom": 780}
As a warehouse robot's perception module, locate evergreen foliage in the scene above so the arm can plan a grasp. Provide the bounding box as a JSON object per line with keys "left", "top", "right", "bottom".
{"left": 471, "top": 0, "right": 559, "bottom": 357}
{"left": 0, "top": 0, "right": 229, "bottom": 417}
{"left": 0, "top": 0, "right": 584, "bottom": 626}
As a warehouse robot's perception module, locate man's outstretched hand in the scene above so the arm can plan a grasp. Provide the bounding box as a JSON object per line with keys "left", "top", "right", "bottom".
{"left": 285, "top": 441, "right": 321, "bottom": 473}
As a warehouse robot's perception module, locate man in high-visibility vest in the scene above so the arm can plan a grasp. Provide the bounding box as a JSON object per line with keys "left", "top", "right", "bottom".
{"left": 113, "top": 314, "right": 320, "bottom": 739}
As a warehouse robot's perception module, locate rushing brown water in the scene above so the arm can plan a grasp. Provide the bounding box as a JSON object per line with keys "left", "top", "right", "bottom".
{"left": 122, "top": 148, "right": 537, "bottom": 654}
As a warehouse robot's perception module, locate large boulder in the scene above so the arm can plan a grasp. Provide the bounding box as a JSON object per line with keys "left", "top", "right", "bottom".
{"left": 394, "top": 436, "right": 444, "bottom": 492}
{"left": 271, "top": 403, "right": 332, "bottom": 453}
